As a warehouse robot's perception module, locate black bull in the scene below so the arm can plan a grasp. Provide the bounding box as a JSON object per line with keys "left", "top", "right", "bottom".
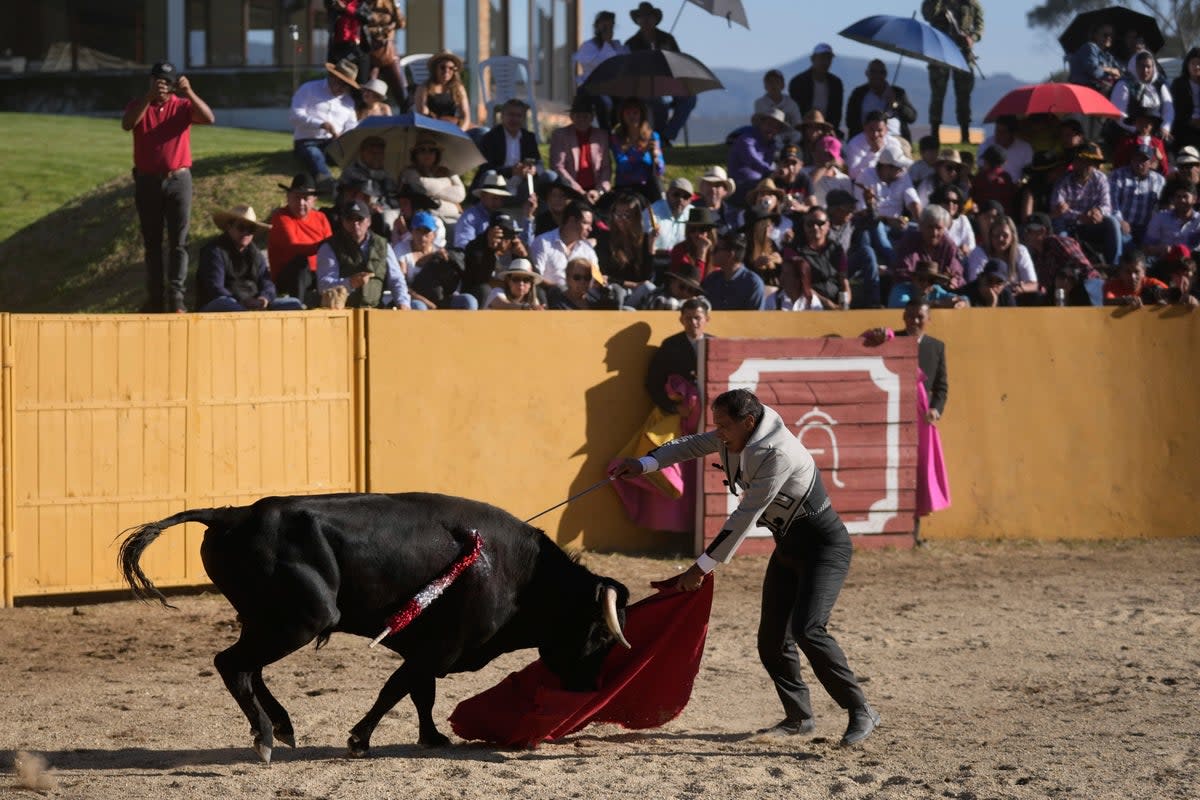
{"left": 118, "top": 492, "right": 632, "bottom": 762}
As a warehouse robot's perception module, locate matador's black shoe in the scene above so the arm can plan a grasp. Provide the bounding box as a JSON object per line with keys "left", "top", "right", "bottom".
{"left": 751, "top": 717, "right": 816, "bottom": 740}
{"left": 840, "top": 703, "right": 881, "bottom": 746}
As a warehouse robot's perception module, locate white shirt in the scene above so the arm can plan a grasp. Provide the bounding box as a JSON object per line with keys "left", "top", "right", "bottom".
{"left": 289, "top": 78, "right": 358, "bottom": 141}
{"left": 854, "top": 167, "right": 919, "bottom": 218}
{"left": 947, "top": 214, "right": 976, "bottom": 254}
{"left": 650, "top": 199, "right": 692, "bottom": 253}
{"left": 530, "top": 228, "right": 599, "bottom": 287}
{"left": 965, "top": 244, "right": 1036, "bottom": 283}
{"left": 859, "top": 90, "right": 901, "bottom": 136}
{"left": 754, "top": 94, "right": 802, "bottom": 127}
{"left": 811, "top": 79, "right": 830, "bottom": 117}
{"left": 573, "top": 39, "right": 629, "bottom": 85}
{"left": 843, "top": 132, "right": 899, "bottom": 182}
{"left": 808, "top": 167, "right": 854, "bottom": 208}
{"left": 503, "top": 130, "right": 523, "bottom": 168}
{"left": 978, "top": 135, "right": 1034, "bottom": 181}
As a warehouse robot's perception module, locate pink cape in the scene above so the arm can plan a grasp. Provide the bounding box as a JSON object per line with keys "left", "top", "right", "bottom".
{"left": 916, "top": 371, "right": 952, "bottom": 516}
{"left": 449, "top": 577, "right": 714, "bottom": 748}
{"left": 608, "top": 375, "right": 700, "bottom": 532}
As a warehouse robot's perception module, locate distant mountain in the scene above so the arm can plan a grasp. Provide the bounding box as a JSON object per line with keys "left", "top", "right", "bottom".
{"left": 678, "top": 55, "right": 1033, "bottom": 145}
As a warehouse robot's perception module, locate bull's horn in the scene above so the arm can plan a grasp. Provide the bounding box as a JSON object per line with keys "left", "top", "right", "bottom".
{"left": 603, "top": 586, "right": 632, "bottom": 649}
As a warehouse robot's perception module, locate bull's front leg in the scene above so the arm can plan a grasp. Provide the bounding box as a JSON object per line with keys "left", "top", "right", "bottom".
{"left": 348, "top": 662, "right": 446, "bottom": 756}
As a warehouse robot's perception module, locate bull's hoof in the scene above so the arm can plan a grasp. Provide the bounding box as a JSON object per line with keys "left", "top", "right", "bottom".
{"left": 274, "top": 725, "right": 296, "bottom": 749}
{"left": 418, "top": 730, "right": 451, "bottom": 748}
{"left": 253, "top": 740, "right": 273, "bottom": 765}
{"left": 346, "top": 733, "right": 370, "bottom": 758}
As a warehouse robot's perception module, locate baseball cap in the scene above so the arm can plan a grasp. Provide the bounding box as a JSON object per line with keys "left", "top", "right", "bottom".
{"left": 812, "top": 43, "right": 833, "bottom": 56}
{"left": 150, "top": 61, "right": 177, "bottom": 80}
{"left": 1132, "top": 143, "right": 1156, "bottom": 160}
{"left": 341, "top": 199, "right": 370, "bottom": 220}
{"left": 982, "top": 258, "right": 1009, "bottom": 284}
{"left": 669, "top": 177, "right": 694, "bottom": 195}
{"left": 1024, "top": 212, "right": 1052, "bottom": 231}
{"left": 488, "top": 212, "right": 521, "bottom": 233}
{"left": 410, "top": 210, "right": 438, "bottom": 231}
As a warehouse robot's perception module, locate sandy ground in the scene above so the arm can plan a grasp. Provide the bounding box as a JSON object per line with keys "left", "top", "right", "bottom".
{"left": 2, "top": 538, "right": 1199, "bottom": 800}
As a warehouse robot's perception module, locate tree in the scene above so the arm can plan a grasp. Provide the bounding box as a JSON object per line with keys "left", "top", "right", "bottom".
{"left": 1027, "top": 0, "right": 1200, "bottom": 61}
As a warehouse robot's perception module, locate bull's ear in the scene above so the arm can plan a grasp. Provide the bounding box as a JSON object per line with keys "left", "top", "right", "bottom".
{"left": 596, "top": 578, "right": 629, "bottom": 608}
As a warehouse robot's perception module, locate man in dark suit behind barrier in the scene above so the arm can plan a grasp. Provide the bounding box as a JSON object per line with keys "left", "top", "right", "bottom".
{"left": 610, "top": 388, "right": 881, "bottom": 747}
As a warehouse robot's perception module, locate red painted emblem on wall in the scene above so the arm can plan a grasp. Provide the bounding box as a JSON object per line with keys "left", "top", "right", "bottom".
{"left": 702, "top": 337, "right": 919, "bottom": 553}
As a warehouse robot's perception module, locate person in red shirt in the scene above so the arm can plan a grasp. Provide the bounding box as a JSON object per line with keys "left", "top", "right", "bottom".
{"left": 268, "top": 174, "right": 333, "bottom": 308}
{"left": 969, "top": 145, "right": 1016, "bottom": 215}
{"left": 669, "top": 207, "right": 719, "bottom": 280}
{"left": 1103, "top": 249, "right": 1168, "bottom": 306}
{"left": 121, "top": 61, "right": 215, "bottom": 312}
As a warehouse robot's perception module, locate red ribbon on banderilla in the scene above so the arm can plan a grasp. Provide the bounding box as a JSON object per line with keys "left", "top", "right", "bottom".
{"left": 370, "top": 530, "right": 484, "bottom": 647}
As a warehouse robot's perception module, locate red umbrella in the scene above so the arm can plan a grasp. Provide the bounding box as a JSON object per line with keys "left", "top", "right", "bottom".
{"left": 983, "top": 82, "right": 1122, "bottom": 122}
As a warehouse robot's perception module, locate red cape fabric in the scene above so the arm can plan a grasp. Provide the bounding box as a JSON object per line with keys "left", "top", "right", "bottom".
{"left": 449, "top": 576, "right": 714, "bottom": 747}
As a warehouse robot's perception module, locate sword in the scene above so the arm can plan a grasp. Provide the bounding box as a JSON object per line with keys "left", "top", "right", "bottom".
{"left": 524, "top": 476, "right": 615, "bottom": 523}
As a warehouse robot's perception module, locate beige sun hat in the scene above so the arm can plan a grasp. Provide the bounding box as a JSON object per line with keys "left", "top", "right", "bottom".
{"left": 324, "top": 57, "right": 361, "bottom": 89}
{"left": 211, "top": 204, "right": 270, "bottom": 233}
{"left": 698, "top": 165, "right": 736, "bottom": 194}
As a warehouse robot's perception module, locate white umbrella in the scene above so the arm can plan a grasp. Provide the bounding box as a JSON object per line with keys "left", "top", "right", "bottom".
{"left": 670, "top": 0, "right": 749, "bottom": 31}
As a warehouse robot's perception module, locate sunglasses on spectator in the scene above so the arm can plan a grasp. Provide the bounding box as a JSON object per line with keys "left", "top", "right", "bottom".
{"left": 805, "top": 218, "right": 829, "bottom": 227}
{"left": 510, "top": 276, "right": 534, "bottom": 284}
{"left": 670, "top": 191, "right": 691, "bottom": 200}
{"left": 415, "top": 146, "right": 440, "bottom": 154}
{"left": 943, "top": 197, "right": 961, "bottom": 205}
{"left": 568, "top": 273, "right": 592, "bottom": 282}
{"left": 234, "top": 222, "right": 258, "bottom": 234}
{"left": 439, "top": 63, "right": 459, "bottom": 71}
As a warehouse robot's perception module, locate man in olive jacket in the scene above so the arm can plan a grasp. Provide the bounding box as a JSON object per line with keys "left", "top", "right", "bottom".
{"left": 315, "top": 199, "right": 412, "bottom": 308}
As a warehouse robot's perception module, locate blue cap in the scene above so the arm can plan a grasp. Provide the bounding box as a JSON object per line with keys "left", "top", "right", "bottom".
{"left": 410, "top": 210, "right": 438, "bottom": 231}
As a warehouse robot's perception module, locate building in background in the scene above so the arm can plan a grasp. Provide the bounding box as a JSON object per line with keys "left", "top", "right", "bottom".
{"left": 0, "top": 1, "right": 582, "bottom": 120}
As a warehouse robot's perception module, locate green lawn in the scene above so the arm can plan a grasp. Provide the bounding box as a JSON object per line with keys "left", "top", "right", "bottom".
{"left": 0, "top": 112, "right": 728, "bottom": 312}
{"left": 0, "top": 112, "right": 291, "bottom": 243}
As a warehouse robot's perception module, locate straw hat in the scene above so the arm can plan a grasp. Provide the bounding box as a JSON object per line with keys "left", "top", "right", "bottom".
{"left": 428, "top": 50, "right": 464, "bottom": 76}
{"left": 745, "top": 177, "right": 787, "bottom": 207}
{"left": 491, "top": 258, "right": 543, "bottom": 286}
{"left": 799, "top": 109, "right": 834, "bottom": 134}
{"left": 324, "top": 57, "right": 361, "bottom": 89}
{"left": 212, "top": 204, "right": 270, "bottom": 233}
{"left": 936, "top": 148, "right": 963, "bottom": 166}
{"left": 913, "top": 260, "right": 952, "bottom": 286}
{"left": 361, "top": 78, "right": 388, "bottom": 99}
{"left": 698, "top": 165, "right": 736, "bottom": 194}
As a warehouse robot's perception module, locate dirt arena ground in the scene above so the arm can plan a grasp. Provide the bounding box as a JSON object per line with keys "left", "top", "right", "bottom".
{"left": 3, "top": 538, "right": 1198, "bottom": 799}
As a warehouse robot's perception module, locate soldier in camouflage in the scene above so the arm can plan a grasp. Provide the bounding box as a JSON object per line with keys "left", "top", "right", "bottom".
{"left": 922, "top": 0, "right": 983, "bottom": 145}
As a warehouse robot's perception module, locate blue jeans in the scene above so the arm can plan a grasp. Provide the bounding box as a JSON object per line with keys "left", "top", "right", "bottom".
{"left": 411, "top": 294, "right": 478, "bottom": 310}
{"left": 650, "top": 96, "right": 698, "bottom": 143}
{"left": 293, "top": 139, "right": 333, "bottom": 179}
{"left": 848, "top": 229, "right": 881, "bottom": 308}
{"left": 199, "top": 296, "right": 305, "bottom": 312}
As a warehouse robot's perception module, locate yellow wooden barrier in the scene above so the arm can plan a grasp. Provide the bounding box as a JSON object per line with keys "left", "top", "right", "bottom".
{"left": 6, "top": 312, "right": 359, "bottom": 600}
{"left": 1, "top": 306, "right": 1198, "bottom": 605}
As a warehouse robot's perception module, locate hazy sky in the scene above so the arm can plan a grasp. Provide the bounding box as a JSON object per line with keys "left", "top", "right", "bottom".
{"left": 582, "top": 0, "right": 1069, "bottom": 82}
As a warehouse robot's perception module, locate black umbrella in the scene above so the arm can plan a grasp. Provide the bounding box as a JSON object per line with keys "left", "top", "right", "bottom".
{"left": 1058, "top": 7, "right": 1165, "bottom": 54}
{"left": 578, "top": 50, "right": 723, "bottom": 98}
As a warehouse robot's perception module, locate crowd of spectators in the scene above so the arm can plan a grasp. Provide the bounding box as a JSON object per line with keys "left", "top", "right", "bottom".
{"left": 125, "top": 4, "right": 1200, "bottom": 313}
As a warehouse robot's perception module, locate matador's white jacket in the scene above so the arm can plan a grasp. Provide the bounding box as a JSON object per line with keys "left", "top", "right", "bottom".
{"left": 644, "top": 406, "right": 819, "bottom": 569}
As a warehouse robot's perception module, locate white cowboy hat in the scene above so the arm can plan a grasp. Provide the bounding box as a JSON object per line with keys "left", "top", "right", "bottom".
{"left": 211, "top": 204, "right": 270, "bottom": 233}
{"left": 698, "top": 165, "right": 736, "bottom": 194}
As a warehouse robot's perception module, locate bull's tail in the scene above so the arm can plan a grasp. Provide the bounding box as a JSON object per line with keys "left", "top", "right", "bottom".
{"left": 117, "top": 507, "right": 241, "bottom": 607}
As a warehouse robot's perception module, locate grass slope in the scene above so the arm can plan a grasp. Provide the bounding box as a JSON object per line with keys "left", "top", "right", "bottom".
{"left": 0, "top": 112, "right": 726, "bottom": 312}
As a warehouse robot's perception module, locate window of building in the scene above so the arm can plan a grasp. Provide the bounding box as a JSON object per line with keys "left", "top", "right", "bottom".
{"left": 489, "top": 0, "right": 508, "bottom": 58}
{"left": 247, "top": 0, "right": 277, "bottom": 66}
{"left": 508, "top": 0, "right": 529, "bottom": 65}
{"left": 443, "top": 0, "right": 467, "bottom": 60}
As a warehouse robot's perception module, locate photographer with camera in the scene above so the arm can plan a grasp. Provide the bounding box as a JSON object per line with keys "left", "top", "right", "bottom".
{"left": 122, "top": 61, "right": 215, "bottom": 313}
{"left": 461, "top": 213, "right": 531, "bottom": 306}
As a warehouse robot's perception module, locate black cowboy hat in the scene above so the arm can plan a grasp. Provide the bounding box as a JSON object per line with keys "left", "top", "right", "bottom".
{"left": 568, "top": 94, "right": 596, "bottom": 115}
{"left": 630, "top": 2, "right": 663, "bottom": 25}
{"left": 664, "top": 261, "right": 705, "bottom": 292}
{"left": 538, "top": 171, "right": 587, "bottom": 205}
{"left": 741, "top": 206, "right": 781, "bottom": 233}
{"left": 278, "top": 173, "right": 318, "bottom": 195}
{"left": 685, "top": 206, "right": 719, "bottom": 228}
